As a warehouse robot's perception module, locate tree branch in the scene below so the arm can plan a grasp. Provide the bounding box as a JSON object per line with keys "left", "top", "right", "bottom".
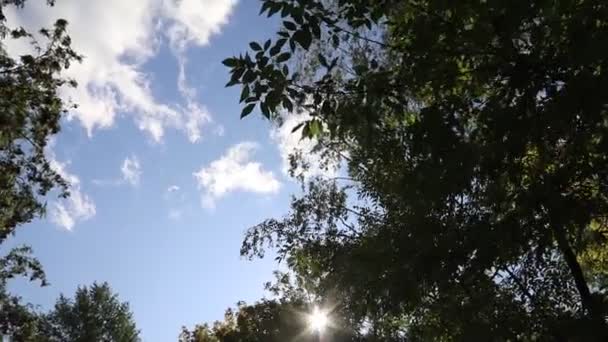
{"left": 552, "top": 221, "right": 607, "bottom": 331}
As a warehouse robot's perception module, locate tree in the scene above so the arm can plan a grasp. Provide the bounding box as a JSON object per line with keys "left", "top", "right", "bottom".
{"left": 179, "top": 324, "right": 219, "bottom": 342}
{"left": 0, "top": 2, "right": 79, "bottom": 338}
{"left": 225, "top": 0, "right": 608, "bottom": 339}
{"left": 0, "top": 246, "right": 47, "bottom": 341}
{"left": 40, "top": 282, "right": 140, "bottom": 342}
{"left": 179, "top": 297, "right": 366, "bottom": 342}
{"left": 0, "top": 0, "right": 80, "bottom": 242}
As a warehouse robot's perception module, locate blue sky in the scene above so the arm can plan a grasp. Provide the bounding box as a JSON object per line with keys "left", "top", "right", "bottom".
{"left": 2, "top": 1, "right": 323, "bottom": 340}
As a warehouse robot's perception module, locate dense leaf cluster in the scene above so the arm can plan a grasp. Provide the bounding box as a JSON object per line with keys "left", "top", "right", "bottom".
{"left": 0, "top": 246, "right": 46, "bottom": 340}
{"left": 0, "top": 4, "right": 141, "bottom": 342}
{"left": 225, "top": 0, "right": 608, "bottom": 339}
{"left": 0, "top": 0, "right": 80, "bottom": 242}
{"left": 179, "top": 297, "right": 367, "bottom": 342}
{"left": 1, "top": 274, "right": 140, "bottom": 341}
{"left": 39, "top": 283, "right": 140, "bottom": 342}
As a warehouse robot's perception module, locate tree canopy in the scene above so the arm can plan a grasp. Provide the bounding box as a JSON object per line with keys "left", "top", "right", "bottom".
{"left": 0, "top": 0, "right": 80, "bottom": 242}
{"left": 0, "top": 246, "right": 47, "bottom": 341}
{"left": 0, "top": 2, "right": 80, "bottom": 339}
{"left": 223, "top": 0, "right": 608, "bottom": 339}
{"left": 179, "top": 297, "right": 366, "bottom": 342}
{"left": 3, "top": 0, "right": 608, "bottom": 340}
{"left": 1, "top": 271, "right": 140, "bottom": 342}
{"left": 40, "top": 282, "right": 140, "bottom": 342}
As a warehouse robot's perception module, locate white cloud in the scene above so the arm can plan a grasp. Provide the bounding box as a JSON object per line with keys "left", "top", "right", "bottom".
{"left": 121, "top": 156, "right": 142, "bottom": 186}
{"left": 193, "top": 142, "right": 281, "bottom": 208}
{"left": 49, "top": 157, "right": 96, "bottom": 231}
{"left": 174, "top": 50, "right": 212, "bottom": 143}
{"left": 183, "top": 98, "right": 212, "bottom": 143}
{"left": 5, "top": 0, "right": 237, "bottom": 142}
{"left": 164, "top": 0, "right": 238, "bottom": 51}
{"left": 271, "top": 113, "right": 339, "bottom": 179}
{"left": 91, "top": 156, "right": 142, "bottom": 187}
{"left": 167, "top": 185, "right": 180, "bottom": 192}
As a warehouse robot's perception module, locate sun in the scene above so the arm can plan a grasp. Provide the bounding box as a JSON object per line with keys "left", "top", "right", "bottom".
{"left": 308, "top": 306, "right": 329, "bottom": 333}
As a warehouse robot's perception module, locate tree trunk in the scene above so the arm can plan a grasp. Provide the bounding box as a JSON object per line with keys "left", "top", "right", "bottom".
{"left": 552, "top": 223, "right": 606, "bottom": 332}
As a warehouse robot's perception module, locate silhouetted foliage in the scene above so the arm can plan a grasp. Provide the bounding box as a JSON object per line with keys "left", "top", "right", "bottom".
{"left": 40, "top": 282, "right": 140, "bottom": 342}
{"left": 0, "top": 246, "right": 46, "bottom": 340}
{"left": 0, "top": 0, "right": 80, "bottom": 242}
{"left": 0, "top": 2, "right": 79, "bottom": 340}
{"left": 225, "top": 0, "right": 608, "bottom": 339}
{"left": 180, "top": 297, "right": 369, "bottom": 342}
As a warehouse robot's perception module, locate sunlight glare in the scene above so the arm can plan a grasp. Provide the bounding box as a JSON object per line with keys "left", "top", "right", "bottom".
{"left": 308, "top": 306, "right": 329, "bottom": 333}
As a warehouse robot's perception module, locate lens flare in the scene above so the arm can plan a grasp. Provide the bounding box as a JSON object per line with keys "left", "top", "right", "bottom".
{"left": 308, "top": 306, "right": 329, "bottom": 333}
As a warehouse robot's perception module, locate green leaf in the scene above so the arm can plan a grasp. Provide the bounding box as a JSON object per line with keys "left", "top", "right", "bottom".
{"left": 231, "top": 67, "right": 245, "bottom": 80}
{"left": 329, "top": 57, "right": 338, "bottom": 70}
{"left": 259, "top": 1, "right": 271, "bottom": 15}
{"left": 293, "top": 12, "right": 303, "bottom": 25}
{"left": 276, "top": 52, "right": 291, "bottom": 63}
{"left": 311, "top": 23, "right": 321, "bottom": 39}
{"left": 332, "top": 34, "right": 340, "bottom": 48}
{"left": 283, "top": 97, "right": 293, "bottom": 112}
{"left": 268, "top": 3, "right": 281, "bottom": 17}
{"left": 280, "top": 4, "right": 290, "bottom": 17}
{"left": 250, "top": 42, "right": 262, "bottom": 51}
{"left": 270, "top": 39, "right": 287, "bottom": 56}
{"left": 264, "top": 39, "right": 271, "bottom": 50}
{"left": 240, "top": 103, "right": 255, "bottom": 118}
{"left": 266, "top": 90, "right": 281, "bottom": 110}
{"left": 260, "top": 101, "right": 270, "bottom": 119}
{"left": 318, "top": 53, "right": 328, "bottom": 67}
{"left": 240, "top": 86, "right": 250, "bottom": 103}
{"left": 301, "top": 122, "right": 311, "bottom": 138}
{"left": 259, "top": 56, "right": 269, "bottom": 68}
{"left": 283, "top": 21, "right": 297, "bottom": 31}
{"left": 291, "top": 121, "right": 304, "bottom": 133}
{"left": 293, "top": 29, "right": 312, "bottom": 50}
{"left": 309, "top": 119, "right": 322, "bottom": 136}
{"left": 353, "top": 64, "right": 368, "bottom": 75}
{"left": 222, "top": 58, "right": 238, "bottom": 67}
{"left": 225, "top": 78, "right": 239, "bottom": 87}
{"left": 242, "top": 70, "right": 256, "bottom": 83}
